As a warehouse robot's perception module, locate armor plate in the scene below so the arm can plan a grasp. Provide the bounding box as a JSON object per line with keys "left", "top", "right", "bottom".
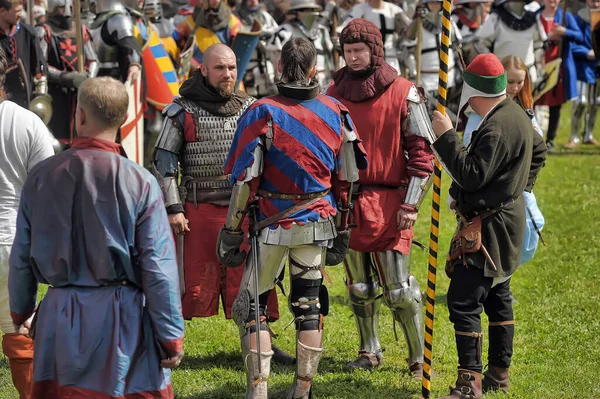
{"left": 406, "top": 86, "right": 436, "bottom": 144}
{"left": 178, "top": 97, "right": 256, "bottom": 195}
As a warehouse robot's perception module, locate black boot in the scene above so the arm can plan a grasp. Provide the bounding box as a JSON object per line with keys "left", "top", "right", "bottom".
{"left": 272, "top": 344, "right": 296, "bottom": 366}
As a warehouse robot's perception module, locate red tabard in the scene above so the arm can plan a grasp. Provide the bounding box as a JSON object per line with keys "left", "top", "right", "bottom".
{"left": 177, "top": 203, "right": 280, "bottom": 320}
{"left": 327, "top": 77, "right": 416, "bottom": 254}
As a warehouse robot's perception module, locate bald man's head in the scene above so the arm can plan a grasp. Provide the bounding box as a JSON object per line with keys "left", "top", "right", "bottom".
{"left": 200, "top": 43, "right": 238, "bottom": 98}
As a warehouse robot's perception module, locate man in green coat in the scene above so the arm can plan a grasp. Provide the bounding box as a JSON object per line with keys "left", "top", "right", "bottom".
{"left": 430, "top": 54, "right": 534, "bottom": 399}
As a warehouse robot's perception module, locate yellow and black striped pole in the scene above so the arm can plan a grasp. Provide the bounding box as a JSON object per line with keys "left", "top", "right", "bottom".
{"left": 421, "top": 0, "right": 453, "bottom": 397}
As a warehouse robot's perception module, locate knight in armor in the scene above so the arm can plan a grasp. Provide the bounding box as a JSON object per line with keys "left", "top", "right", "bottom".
{"left": 474, "top": 0, "right": 547, "bottom": 83}
{"left": 452, "top": 0, "right": 492, "bottom": 36}
{"left": 36, "top": 0, "right": 99, "bottom": 143}
{"left": 325, "top": 18, "right": 434, "bottom": 376}
{"left": 151, "top": 44, "right": 291, "bottom": 363}
{"left": 566, "top": 0, "right": 600, "bottom": 148}
{"left": 235, "top": 0, "right": 279, "bottom": 97}
{"left": 340, "top": 0, "right": 409, "bottom": 73}
{"left": 90, "top": 0, "right": 142, "bottom": 82}
{"left": 172, "top": 0, "right": 242, "bottom": 68}
{"left": 144, "top": 0, "right": 176, "bottom": 50}
{"left": 0, "top": 0, "right": 48, "bottom": 112}
{"left": 269, "top": 0, "right": 334, "bottom": 87}
{"left": 218, "top": 37, "right": 367, "bottom": 399}
{"left": 401, "top": 0, "right": 460, "bottom": 114}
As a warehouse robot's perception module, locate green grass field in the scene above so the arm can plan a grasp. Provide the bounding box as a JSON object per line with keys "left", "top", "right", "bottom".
{"left": 1, "top": 105, "right": 599, "bottom": 398}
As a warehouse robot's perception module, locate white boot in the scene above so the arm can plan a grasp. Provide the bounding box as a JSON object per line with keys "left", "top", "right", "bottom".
{"left": 289, "top": 341, "right": 324, "bottom": 399}
{"left": 242, "top": 334, "right": 273, "bottom": 399}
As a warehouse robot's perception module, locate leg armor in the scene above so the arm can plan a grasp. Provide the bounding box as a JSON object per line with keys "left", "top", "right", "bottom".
{"left": 286, "top": 245, "right": 326, "bottom": 399}
{"left": 343, "top": 249, "right": 383, "bottom": 362}
{"left": 571, "top": 82, "right": 589, "bottom": 144}
{"left": 584, "top": 82, "right": 599, "bottom": 143}
{"left": 372, "top": 251, "right": 424, "bottom": 366}
{"left": 235, "top": 244, "right": 287, "bottom": 399}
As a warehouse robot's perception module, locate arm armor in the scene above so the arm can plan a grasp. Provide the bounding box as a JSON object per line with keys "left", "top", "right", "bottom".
{"left": 223, "top": 142, "right": 265, "bottom": 231}
{"left": 395, "top": 10, "right": 411, "bottom": 37}
{"left": 105, "top": 14, "right": 143, "bottom": 75}
{"left": 36, "top": 26, "right": 63, "bottom": 83}
{"left": 405, "top": 86, "right": 436, "bottom": 145}
{"left": 84, "top": 40, "right": 100, "bottom": 77}
{"left": 155, "top": 102, "right": 185, "bottom": 154}
{"left": 335, "top": 112, "right": 365, "bottom": 230}
{"left": 404, "top": 175, "right": 433, "bottom": 210}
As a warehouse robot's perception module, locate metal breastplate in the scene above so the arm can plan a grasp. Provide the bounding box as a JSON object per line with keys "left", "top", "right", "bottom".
{"left": 180, "top": 97, "right": 255, "bottom": 203}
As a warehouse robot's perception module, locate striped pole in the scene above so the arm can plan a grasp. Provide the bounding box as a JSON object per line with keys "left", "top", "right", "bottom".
{"left": 421, "top": 0, "right": 452, "bottom": 397}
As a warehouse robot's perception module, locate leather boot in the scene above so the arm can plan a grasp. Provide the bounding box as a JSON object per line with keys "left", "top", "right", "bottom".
{"left": 272, "top": 344, "right": 295, "bottom": 366}
{"left": 347, "top": 350, "right": 382, "bottom": 371}
{"left": 241, "top": 333, "right": 273, "bottom": 399}
{"left": 2, "top": 333, "right": 34, "bottom": 399}
{"left": 482, "top": 365, "right": 509, "bottom": 393}
{"left": 437, "top": 369, "right": 482, "bottom": 399}
{"left": 279, "top": 341, "right": 323, "bottom": 399}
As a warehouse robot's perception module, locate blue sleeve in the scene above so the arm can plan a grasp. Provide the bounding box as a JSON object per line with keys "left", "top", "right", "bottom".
{"left": 136, "top": 179, "right": 184, "bottom": 356}
{"left": 8, "top": 181, "right": 39, "bottom": 326}
{"left": 563, "top": 12, "right": 584, "bottom": 44}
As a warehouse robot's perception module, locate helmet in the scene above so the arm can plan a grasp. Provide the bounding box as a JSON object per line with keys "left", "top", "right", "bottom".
{"left": 95, "top": 0, "right": 127, "bottom": 13}
{"left": 287, "top": 0, "right": 321, "bottom": 12}
{"left": 47, "top": 0, "right": 73, "bottom": 16}
{"left": 143, "top": 0, "right": 163, "bottom": 19}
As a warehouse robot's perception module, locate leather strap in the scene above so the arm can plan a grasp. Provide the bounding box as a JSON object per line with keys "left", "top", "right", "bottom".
{"left": 250, "top": 192, "right": 329, "bottom": 233}
{"left": 257, "top": 188, "right": 329, "bottom": 201}
{"left": 489, "top": 320, "right": 515, "bottom": 327}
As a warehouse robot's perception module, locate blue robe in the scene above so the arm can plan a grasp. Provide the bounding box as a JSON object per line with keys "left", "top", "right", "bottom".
{"left": 9, "top": 138, "right": 184, "bottom": 398}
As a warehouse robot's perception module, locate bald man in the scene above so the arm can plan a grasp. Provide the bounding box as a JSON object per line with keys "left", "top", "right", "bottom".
{"left": 9, "top": 77, "right": 184, "bottom": 398}
{"left": 151, "top": 44, "right": 290, "bottom": 361}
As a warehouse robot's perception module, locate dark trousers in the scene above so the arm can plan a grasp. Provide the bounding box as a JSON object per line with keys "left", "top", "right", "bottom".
{"left": 546, "top": 105, "right": 562, "bottom": 144}
{"left": 447, "top": 264, "right": 514, "bottom": 373}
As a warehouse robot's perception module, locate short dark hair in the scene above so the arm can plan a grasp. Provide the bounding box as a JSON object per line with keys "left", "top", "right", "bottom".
{"left": 280, "top": 38, "right": 316, "bottom": 83}
{"left": 0, "top": 47, "right": 7, "bottom": 91}
{"left": 0, "top": 0, "right": 19, "bottom": 11}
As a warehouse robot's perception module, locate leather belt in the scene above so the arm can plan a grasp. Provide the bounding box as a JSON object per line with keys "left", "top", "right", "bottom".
{"left": 463, "top": 196, "right": 519, "bottom": 220}
{"left": 258, "top": 189, "right": 329, "bottom": 201}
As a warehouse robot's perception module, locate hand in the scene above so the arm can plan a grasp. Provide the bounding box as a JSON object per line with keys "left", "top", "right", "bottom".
{"left": 13, "top": 313, "right": 35, "bottom": 336}
{"left": 414, "top": 3, "right": 428, "bottom": 18}
{"left": 325, "top": 230, "right": 350, "bottom": 266}
{"left": 588, "top": 50, "right": 596, "bottom": 61}
{"left": 127, "top": 64, "right": 141, "bottom": 82}
{"left": 432, "top": 110, "right": 453, "bottom": 137}
{"left": 397, "top": 206, "right": 418, "bottom": 230}
{"left": 169, "top": 213, "right": 190, "bottom": 235}
{"left": 551, "top": 25, "right": 566, "bottom": 37}
{"left": 216, "top": 227, "right": 247, "bottom": 268}
{"left": 161, "top": 352, "right": 184, "bottom": 369}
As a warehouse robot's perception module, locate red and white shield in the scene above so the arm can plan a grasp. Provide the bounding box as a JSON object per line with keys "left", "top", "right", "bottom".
{"left": 121, "top": 74, "right": 145, "bottom": 166}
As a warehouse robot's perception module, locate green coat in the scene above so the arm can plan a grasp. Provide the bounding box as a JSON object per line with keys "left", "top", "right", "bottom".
{"left": 432, "top": 98, "right": 534, "bottom": 278}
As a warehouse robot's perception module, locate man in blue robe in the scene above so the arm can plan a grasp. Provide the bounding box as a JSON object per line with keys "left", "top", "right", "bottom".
{"left": 9, "top": 77, "right": 185, "bottom": 398}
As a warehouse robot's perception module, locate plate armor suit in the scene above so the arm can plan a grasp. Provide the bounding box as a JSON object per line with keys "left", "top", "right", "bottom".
{"left": 269, "top": 0, "right": 334, "bottom": 88}
{"left": 37, "top": 0, "right": 99, "bottom": 143}
{"left": 90, "top": 0, "right": 143, "bottom": 81}
{"left": 327, "top": 21, "right": 435, "bottom": 373}
{"left": 220, "top": 78, "right": 367, "bottom": 398}
{"left": 152, "top": 88, "right": 280, "bottom": 322}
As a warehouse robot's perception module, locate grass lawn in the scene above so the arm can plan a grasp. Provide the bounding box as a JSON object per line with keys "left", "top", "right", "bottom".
{"left": 1, "top": 105, "right": 599, "bottom": 398}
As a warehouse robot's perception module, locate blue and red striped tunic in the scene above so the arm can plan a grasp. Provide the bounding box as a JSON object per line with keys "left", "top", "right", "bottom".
{"left": 225, "top": 93, "right": 364, "bottom": 229}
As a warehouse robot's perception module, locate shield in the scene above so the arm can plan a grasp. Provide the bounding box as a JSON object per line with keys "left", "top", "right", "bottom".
{"left": 177, "top": 35, "right": 195, "bottom": 84}
{"left": 121, "top": 73, "right": 145, "bottom": 166}
{"left": 142, "top": 28, "right": 179, "bottom": 110}
{"left": 532, "top": 58, "right": 562, "bottom": 102}
{"left": 592, "top": 9, "right": 600, "bottom": 61}
{"left": 231, "top": 20, "right": 263, "bottom": 84}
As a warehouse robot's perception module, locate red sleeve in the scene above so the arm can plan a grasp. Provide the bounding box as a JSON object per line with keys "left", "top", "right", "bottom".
{"left": 405, "top": 136, "right": 434, "bottom": 178}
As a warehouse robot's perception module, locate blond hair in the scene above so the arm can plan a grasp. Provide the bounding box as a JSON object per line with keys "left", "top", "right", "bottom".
{"left": 77, "top": 77, "right": 129, "bottom": 129}
{"left": 501, "top": 55, "right": 533, "bottom": 110}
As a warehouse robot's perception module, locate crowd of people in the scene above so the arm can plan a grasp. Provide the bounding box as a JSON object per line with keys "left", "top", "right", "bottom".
{"left": 0, "top": 0, "right": 597, "bottom": 397}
